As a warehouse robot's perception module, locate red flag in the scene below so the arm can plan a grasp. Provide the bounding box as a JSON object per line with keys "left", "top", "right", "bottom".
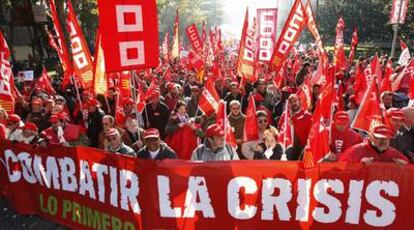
{"left": 303, "top": 80, "right": 335, "bottom": 168}
{"left": 398, "top": 39, "right": 411, "bottom": 66}
{"left": 186, "top": 24, "right": 203, "bottom": 56}
{"left": 136, "top": 81, "right": 146, "bottom": 113}
{"left": 48, "top": 0, "right": 72, "bottom": 89}
{"left": 163, "top": 65, "right": 172, "bottom": 82}
{"left": 115, "top": 95, "right": 125, "bottom": 126}
{"left": 296, "top": 77, "right": 312, "bottom": 111}
{"left": 161, "top": 32, "right": 170, "bottom": 62}
{"left": 334, "top": 17, "right": 347, "bottom": 71}
{"left": 217, "top": 100, "right": 237, "bottom": 148}
{"left": 0, "top": 32, "right": 16, "bottom": 113}
{"left": 310, "top": 58, "right": 324, "bottom": 86}
{"left": 171, "top": 10, "right": 180, "bottom": 59}
{"left": 198, "top": 78, "right": 220, "bottom": 116}
{"left": 351, "top": 78, "right": 384, "bottom": 133}
{"left": 380, "top": 59, "right": 393, "bottom": 93}
{"left": 370, "top": 54, "right": 382, "bottom": 83}
{"left": 277, "top": 103, "right": 293, "bottom": 151}
{"left": 35, "top": 68, "right": 56, "bottom": 95}
{"left": 409, "top": 72, "right": 414, "bottom": 100}
{"left": 66, "top": 0, "right": 94, "bottom": 89}
{"left": 353, "top": 66, "right": 367, "bottom": 104}
{"left": 305, "top": 0, "right": 327, "bottom": 63}
{"left": 270, "top": 0, "right": 306, "bottom": 72}
{"left": 348, "top": 28, "right": 358, "bottom": 63}
{"left": 98, "top": 0, "right": 159, "bottom": 72}
{"left": 243, "top": 95, "right": 259, "bottom": 142}
{"left": 236, "top": 8, "right": 257, "bottom": 82}
{"left": 337, "top": 82, "right": 345, "bottom": 111}
{"left": 202, "top": 21, "right": 207, "bottom": 46}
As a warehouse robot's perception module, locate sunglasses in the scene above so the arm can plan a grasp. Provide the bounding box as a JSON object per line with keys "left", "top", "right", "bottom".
{"left": 258, "top": 119, "right": 268, "bottom": 124}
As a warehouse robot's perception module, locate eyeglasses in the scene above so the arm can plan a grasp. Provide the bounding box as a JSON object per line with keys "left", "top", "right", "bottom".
{"left": 258, "top": 119, "right": 268, "bottom": 124}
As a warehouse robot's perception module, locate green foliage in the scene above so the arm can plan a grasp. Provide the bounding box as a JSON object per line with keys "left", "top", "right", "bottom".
{"left": 316, "top": 0, "right": 414, "bottom": 44}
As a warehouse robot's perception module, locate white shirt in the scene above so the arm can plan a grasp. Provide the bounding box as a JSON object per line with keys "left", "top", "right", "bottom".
{"left": 149, "top": 148, "right": 160, "bottom": 159}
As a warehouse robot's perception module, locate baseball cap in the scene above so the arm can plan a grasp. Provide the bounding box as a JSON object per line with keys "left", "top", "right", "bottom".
{"left": 371, "top": 124, "right": 393, "bottom": 139}
{"left": 205, "top": 124, "right": 224, "bottom": 137}
{"left": 334, "top": 111, "right": 350, "bottom": 126}
{"left": 144, "top": 128, "right": 160, "bottom": 139}
{"left": 386, "top": 108, "right": 405, "bottom": 121}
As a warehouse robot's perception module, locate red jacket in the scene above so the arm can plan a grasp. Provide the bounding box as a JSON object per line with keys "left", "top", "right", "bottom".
{"left": 338, "top": 140, "right": 408, "bottom": 163}
{"left": 291, "top": 110, "right": 312, "bottom": 148}
{"left": 330, "top": 126, "right": 363, "bottom": 155}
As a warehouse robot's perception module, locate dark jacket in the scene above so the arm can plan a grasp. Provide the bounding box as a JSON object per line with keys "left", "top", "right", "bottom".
{"left": 87, "top": 109, "right": 105, "bottom": 148}
{"left": 253, "top": 143, "right": 284, "bottom": 160}
{"left": 390, "top": 127, "right": 414, "bottom": 161}
{"left": 108, "top": 142, "right": 137, "bottom": 157}
{"left": 137, "top": 143, "right": 177, "bottom": 160}
{"left": 143, "top": 102, "right": 170, "bottom": 139}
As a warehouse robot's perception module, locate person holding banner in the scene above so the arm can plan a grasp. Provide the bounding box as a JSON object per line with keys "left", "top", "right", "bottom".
{"left": 253, "top": 128, "right": 284, "bottom": 160}
{"left": 339, "top": 124, "right": 408, "bottom": 165}
{"left": 192, "top": 124, "right": 239, "bottom": 161}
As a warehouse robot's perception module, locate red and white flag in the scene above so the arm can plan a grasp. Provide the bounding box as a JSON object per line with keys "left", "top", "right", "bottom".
{"left": 398, "top": 39, "right": 411, "bottom": 66}
{"left": 392, "top": 59, "right": 414, "bottom": 91}
{"left": 66, "top": 0, "right": 94, "bottom": 89}
{"left": 186, "top": 24, "right": 203, "bottom": 56}
{"left": 171, "top": 10, "right": 180, "bottom": 59}
{"left": 98, "top": 0, "right": 159, "bottom": 72}
{"left": 35, "top": 68, "right": 56, "bottom": 95}
{"left": 270, "top": 0, "right": 306, "bottom": 72}
{"left": 0, "top": 32, "right": 16, "bottom": 113}
{"left": 256, "top": 8, "right": 278, "bottom": 61}
{"left": 161, "top": 32, "right": 170, "bottom": 63}
{"left": 348, "top": 28, "right": 359, "bottom": 63}
{"left": 119, "top": 71, "right": 132, "bottom": 100}
{"left": 334, "top": 17, "right": 347, "bottom": 71}
{"left": 217, "top": 100, "right": 237, "bottom": 148}
{"left": 390, "top": 0, "right": 409, "bottom": 24}
{"left": 352, "top": 77, "right": 384, "bottom": 133}
{"left": 198, "top": 78, "right": 220, "bottom": 116}
{"left": 236, "top": 8, "right": 257, "bottom": 82}
{"left": 243, "top": 95, "right": 259, "bottom": 142}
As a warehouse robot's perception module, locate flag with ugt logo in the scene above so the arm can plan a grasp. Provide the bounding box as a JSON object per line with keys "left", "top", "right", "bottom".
{"left": 98, "top": 0, "right": 159, "bottom": 72}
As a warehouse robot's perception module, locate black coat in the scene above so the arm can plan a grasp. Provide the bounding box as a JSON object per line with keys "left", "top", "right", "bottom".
{"left": 87, "top": 109, "right": 105, "bottom": 148}
{"left": 390, "top": 127, "right": 414, "bottom": 159}
{"left": 143, "top": 102, "right": 170, "bottom": 139}
{"left": 137, "top": 143, "right": 177, "bottom": 160}
{"left": 253, "top": 143, "right": 284, "bottom": 160}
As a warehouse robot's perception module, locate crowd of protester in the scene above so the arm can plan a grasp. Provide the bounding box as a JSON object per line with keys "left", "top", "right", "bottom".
{"left": 3, "top": 47, "right": 414, "bottom": 166}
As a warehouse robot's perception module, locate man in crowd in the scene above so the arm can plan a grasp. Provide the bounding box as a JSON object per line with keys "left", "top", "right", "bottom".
{"left": 143, "top": 91, "right": 170, "bottom": 139}
{"left": 105, "top": 128, "right": 136, "bottom": 157}
{"left": 326, "top": 111, "right": 363, "bottom": 161}
{"left": 228, "top": 100, "right": 245, "bottom": 159}
{"left": 86, "top": 99, "right": 105, "bottom": 148}
{"left": 137, "top": 128, "right": 177, "bottom": 160}
{"left": 339, "top": 124, "right": 408, "bottom": 165}
{"left": 285, "top": 94, "right": 312, "bottom": 160}
{"left": 192, "top": 124, "right": 239, "bottom": 161}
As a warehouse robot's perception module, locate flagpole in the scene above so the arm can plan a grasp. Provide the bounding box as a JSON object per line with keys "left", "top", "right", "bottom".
{"left": 390, "top": 0, "right": 404, "bottom": 58}
{"left": 130, "top": 70, "right": 141, "bottom": 141}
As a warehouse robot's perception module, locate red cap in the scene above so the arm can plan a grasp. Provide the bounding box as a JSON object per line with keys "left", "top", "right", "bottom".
{"left": 31, "top": 98, "right": 43, "bottom": 105}
{"left": 7, "top": 114, "right": 21, "bottom": 123}
{"left": 371, "top": 124, "right": 393, "bottom": 139}
{"left": 144, "top": 128, "right": 160, "bottom": 139}
{"left": 24, "top": 122, "right": 38, "bottom": 132}
{"left": 348, "top": 95, "right": 357, "bottom": 105}
{"left": 334, "top": 111, "right": 350, "bottom": 126}
{"left": 122, "top": 97, "right": 135, "bottom": 106}
{"left": 386, "top": 108, "right": 405, "bottom": 121}
{"left": 105, "top": 128, "right": 120, "bottom": 137}
{"left": 205, "top": 124, "right": 224, "bottom": 137}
